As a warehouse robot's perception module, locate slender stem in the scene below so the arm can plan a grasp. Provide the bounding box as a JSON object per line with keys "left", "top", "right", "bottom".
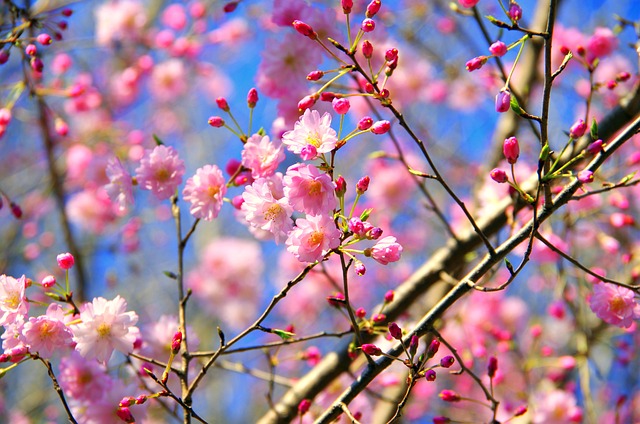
{"left": 39, "top": 357, "right": 78, "bottom": 424}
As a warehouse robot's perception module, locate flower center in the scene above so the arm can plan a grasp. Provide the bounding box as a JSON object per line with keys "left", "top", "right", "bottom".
{"left": 97, "top": 323, "right": 112, "bottom": 338}
{"left": 208, "top": 185, "right": 220, "bottom": 199}
{"left": 308, "top": 231, "right": 324, "bottom": 247}
{"left": 307, "top": 180, "right": 322, "bottom": 196}
{"left": 264, "top": 204, "right": 282, "bottom": 222}
{"left": 155, "top": 168, "right": 170, "bottom": 182}
{"left": 3, "top": 292, "right": 19, "bottom": 309}
{"left": 306, "top": 132, "right": 321, "bottom": 148}
{"left": 610, "top": 295, "right": 626, "bottom": 315}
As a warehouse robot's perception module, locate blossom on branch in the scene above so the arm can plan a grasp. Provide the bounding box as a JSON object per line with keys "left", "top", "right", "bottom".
{"left": 182, "top": 164, "right": 227, "bottom": 221}
{"left": 135, "top": 145, "right": 185, "bottom": 200}
{"left": 282, "top": 109, "right": 338, "bottom": 159}
{"left": 286, "top": 214, "right": 341, "bottom": 263}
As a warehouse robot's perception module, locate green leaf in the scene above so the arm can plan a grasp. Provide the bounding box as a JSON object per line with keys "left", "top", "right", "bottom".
{"left": 153, "top": 134, "right": 164, "bottom": 146}
{"left": 618, "top": 171, "right": 637, "bottom": 185}
{"left": 590, "top": 118, "right": 598, "bottom": 140}
{"left": 272, "top": 329, "right": 295, "bottom": 340}
{"left": 510, "top": 94, "right": 522, "bottom": 114}
{"left": 360, "top": 208, "right": 373, "bottom": 221}
{"left": 539, "top": 143, "right": 550, "bottom": 162}
{"left": 163, "top": 271, "right": 178, "bottom": 280}
{"left": 485, "top": 15, "right": 510, "bottom": 29}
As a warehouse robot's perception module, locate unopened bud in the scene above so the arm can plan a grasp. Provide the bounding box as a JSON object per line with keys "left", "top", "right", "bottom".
{"left": 490, "top": 168, "right": 508, "bottom": 183}
{"left": 366, "top": 0, "right": 381, "bottom": 18}
{"left": 356, "top": 176, "right": 370, "bottom": 194}
{"left": 487, "top": 356, "right": 498, "bottom": 378}
{"left": 495, "top": 90, "right": 511, "bottom": 113}
{"left": 427, "top": 339, "right": 440, "bottom": 358}
{"left": 358, "top": 116, "right": 373, "bottom": 130}
{"left": 388, "top": 322, "right": 402, "bottom": 340}
{"left": 361, "top": 18, "right": 376, "bottom": 33}
{"left": 503, "top": 136, "right": 519, "bottom": 164}
{"left": 439, "top": 389, "right": 461, "bottom": 402}
{"left": 298, "top": 399, "right": 311, "bottom": 415}
{"left": 247, "top": 88, "right": 259, "bottom": 108}
{"left": 292, "top": 20, "right": 317, "bottom": 40}
{"left": 208, "top": 116, "right": 225, "bottom": 127}
{"left": 341, "top": 0, "right": 353, "bottom": 14}
{"left": 370, "top": 120, "right": 390, "bottom": 134}
{"left": 171, "top": 331, "right": 182, "bottom": 354}
{"left": 361, "top": 343, "right": 382, "bottom": 356}
{"left": 362, "top": 40, "right": 373, "bottom": 58}
{"left": 306, "top": 70, "right": 324, "bottom": 81}
{"left": 216, "top": 97, "right": 229, "bottom": 111}
{"left": 569, "top": 119, "right": 587, "bottom": 138}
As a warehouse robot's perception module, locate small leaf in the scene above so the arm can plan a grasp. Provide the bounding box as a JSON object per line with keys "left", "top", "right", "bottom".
{"left": 163, "top": 271, "right": 178, "bottom": 280}
{"left": 618, "top": 171, "right": 637, "bottom": 185}
{"left": 505, "top": 258, "right": 515, "bottom": 274}
{"left": 153, "top": 134, "right": 164, "bottom": 146}
{"left": 539, "top": 143, "right": 550, "bottom": 162}
{"left": 510, "top": 94, "right": 522, "bottom": 114}
{"left": 360, "top": 208, "right": 373, "bottom": 221}
{"left": 590, "top": 118, "right": 598, "bottom": 140}
{"left": 273, "top": 329, "right": 295, "bottom": 340}
{"left": 485, "top": 15, "right": 510, "bottom": 29}
{"left": 217, "top": 326, "right": 226, "bottom": 346}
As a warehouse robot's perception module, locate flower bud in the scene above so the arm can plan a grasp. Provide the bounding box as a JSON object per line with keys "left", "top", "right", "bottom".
{"left": 208, "top": 116, "right": 225, "bottom": 127}
{"left": 10, "top": 202, "right": 22, "bottom": 219}
{"left": 440, "top": 355, "right": 455, "bottom": 368}
{"left": 425, "top": 369, "right": 437, "bottom": 381}
{"left": 439, "top": 389, "right": 461, "bottom": 402}
{"left": 490, "top": 168, "right": 508, "bottom": 183}
{"left": 388, "top": 322, "right": 402, "bottom": 340}
{"left": 586, "top": 139, "right": 603, "bottom": 154}
{"left": 341, "top": 0, "right": 353, "bottom": 14}
{"left": 119, "top": 397, "right": 136, "bottom": 408}
{"left": 433, "top": 417, "right": 451, "bottom": 424}
{"left": 361, "top": 343, "right": 382, "bottom": 356}
{"left": 503, "top": 136, "right": 520, "bottom": 164}
{"left": 569, "top": 119, "right": 587, "bottom": 138}
{"left": 31, "top": 57, "right": 44, "bottom": 72}
{"left": 116, "top": 407, "right": 135, "bottom": 423}
{"left": 358, "top": 116, "right": 373, "bottom": 130}
{"left": 489, "top": 41, "right": 507, "bottom": 57}
{"left": 247, "top": 88, "right": 259, "bottom": 108}
{"left": 361, "top": 18, "right": 376, "bottom": 33}
{"left": 335, "top": 175, "right": 347, "bottom": 197}
{"left": 298, "top": 94, "right": 318, "bottom": 112}
{"left": 384, "top": 290, "right": 394, "bottom": 303}
{"left": 306, "top": 70, "right": 324, "bottom": 81}
{"left": 171, "top": 331, "right": 182, "bottom": 354}
{"left": 356, "top": 176, "right": 370, "bottom": 194}
{"left": 514, "top": 406, "right": 528, "bottom": 416}
{"left": 370, "top": 120, "right": 390, "bottom": 134}
{"left": 577, "top": 170, "right": 594, "bottom": 183}
{"left": 366, "top": 0, "right": 381, "bottom": 18}
{"left": 372, "top": 313, "right": 386, "bottom": 323}
{"left": 37, "top": 33, "right": 53, "bottom": 45}
{"left": 42, "top": 275, "right": 56, "bottom": 288}
{"left": 465, "top": 56, "right": 487, "bottom": 72}
{"left": 385, "top": 48, "right": 398, "bottom": 62}
{"left": 25, "top": 44, "right": 37, "bottom": 56}
{"left": 0, "top": 108, "right": 11, "bottom": 125}
{"left": 223, "top": 2, "right": 238, "bottom": 13}
{"left": 332, "top": 98, "right": 350, "bottom": 114}
{"left": 427, "top": 339, "right": 440, "bottom": 358}
{"left": 292, "top": 20, "right": 317, "bottom": 40}
{"left": 509, "top": 2, "right": 522, "bottom": 22}
{"left": 298, "top": 399, "right": 311, "bottom": 415}
{"left": 362, "top": 40, "right": 373, "bottom": 58}
{"left": 487, "top": 356, "right": 498, "bottom": 378}
{"left": 0, "top": 50, "right": 9, "bottom": 65}
{"left": 355, "top": 307, "right": 366, "bottom": 318}
{"left": 495, "top": 90, "right": 511, "bottom": 113}
{"left": 355, "top": 261, "right": 366, "bottom": 276}
{"left": 216, "top": 97, "right": 229, "bottom": 111}
{"left": 57, "top": 252, "right": 75, "bottom": 270}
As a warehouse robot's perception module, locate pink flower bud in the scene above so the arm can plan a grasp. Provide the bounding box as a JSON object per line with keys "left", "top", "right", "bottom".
{"left": 440, "top": 355, "right": 455, "bottom": 368}
{"left": 465, "top": 56, "right": 487, "bottom": 72}
{"left": 171, "top": 331, "right": 182, "bottom": 354}
{"left": 368, "top": 227, "right": 383, "bottom": 240}
{"left": 57, "top": 252, "right": 75, "bottom": 270}
{"left": 503, "top": 136, "right": 519, "bottom": 164}
{"left": 569, "top": 119, "right": 587, "bottom": 138}
{"left": 298, "top": 94, "right": 318, "bottom": 112}
{"left": 300, "top": 144, "right": 317, "bottom": 161}
{"left": 509, "top": 2, "right": 522, "bottom": 22}
{"left": 384, "top": 290, "right": 394, "bottom": 303}
{"left": 216, "top": 97, "right": 229, "bottom": 111}
{"left": 364, "top": 82, "right": 375, "bottom": 93}
{"left": 458, "top": 0, "right": 479, "bottom": 7}
{"left": 356, "top": 176, "right": 370, "bottom": 194}
{"left": 362, "top": 40, "right": 373, "bottom": 58}
{"left": 31, "top": 57, "right": 44, "bottom": 72}
{"left": 388, "top": 322, "right": 402, "bottom": 339}
{"left": 292, "top": 20, "right": 317, "bottom": 40}
{"left": 487, "top": 356, "right": 498, "bottom": 378}
{"left": 319, "top": 92, "right": 337, "bottom": 102}
{"left": 298, "top": 399, "right": 311, "bottom": 415}
{"left": 25, "top": 44, "right": 37, "bottom": 56}
{"left": 223, "top": 2, "right": 238, "bottom": 13}
{"left": 231, "top": 195, "right": 244, "bottom": 210}
{"left": 355, "top": 307, "right": 366, "bottom": 318}
{"left": 306, "top": 70, "right": 324, "bottom": 81}
{"left": 366, "top": 0, "right": 381, "bottom": 18}
{"left": 370, "top": 120, "right": 390, "bottom": 134}
{"left": 119, "top": 397, "right": 136, "bottom": 408}
{"left": 514, "top": 406, "right": 528, "bottom": 416}
{"left": 10, "top": 202, "right": 22, "bottom": 219}
{"left": 0, "top": 50, "right": 9, "bottom": 65}
{"left": 247, "top": 88, "right": 259, "bottom": 108}
{"left": 361, "top": 18, "right": 376, "bottom": 33}
{"left": 361, "top": 343, "right": 382, "bottom": 356}
{"left": 116, "top": 407, "right": 135, "bottom": 423}
{"left": 135, "top": 395, "right": 147, "bottom": 404}
{"left": 341, "top": 0, "right": 353, "bottom": 14}
{"left": 54, "top": 118, "right": 68, "bottom": 136}
{"left": 41, "top": 275, "right": 56, "bottom": 288}
{"left": 427, "top": 339, "right": 440, "bottom": 358}
{"left": 355, "top": 262, "right": 366, "bottom": 276}
{"left": 332, "top": 98, "right": 350, "bottom": 114}
{"left": 369, "top": 236, "right": 402, "bottom": 264}
{"left": 357, "top": 116, "right": 373, "bottom": 130}
{"left": 489, "top": 41, "right": 507, "bottom": 57}
{"left": 617, "top": 71, "right": 631, "bottom": 82}
{"left": 385, "top": 48, "right": 398, "bottom": 62}
{"left": 586, "top": 139, "right": 603, "bottom": 154}
{"left": 433, "top": 416, "right": 451, "bottom": 424}
{"left": 0, "top": 108, "right": 11, "bottom": 125}
{"left": 425, "top": 369, "right": 437, "bottom": 381}
{"left": 439, "top": 390, "right": 461, "bottom": 402}
{"left": 495, "top": 90, "right": 511, "bottom": 113}
{"left": 577, "top": 170, "right": 594, "bottom": 183}
{"left": 36, "top": 33, "right": 53, "bottom": 45}
{"left": 372, "top": 313, "right": 386, "bottom": 323}
{"left": 335, "top": 175, "right": 347, "bottom": 196}
{"left": 208, "top": 116, "right": 225, "bottom": 127}
{"left": 490, "top": 168, "right": 508, "bottom": 183}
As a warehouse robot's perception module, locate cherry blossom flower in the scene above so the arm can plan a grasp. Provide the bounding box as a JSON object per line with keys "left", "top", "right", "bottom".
{"left": 135, "top": 145, "right": 185, "bottom": 200}
{"left": 283, "top": 163, "right": 337, "bottom": 215}
{"left": 368, "top": 236, "right": 403, "bottom": 265}
{"left": 149, "top": 59, "right": 188, "bottom": 101}
{"left": 141, "top": 315, "right": 198, "bottom": 362}
{"left": 588, "top": 282, "right": 640, "bottom": 328}
{"left": 533, "top": 389, "right": 583, "bottom": 423}
{"left": 0, "top": 274, "right": 29, "bottom": 327}
{"left": 241, "top": 176, "right": 293, "bottom": 244}
{"left": 105, "top": 157, "right": 134, "bottom": 213}
{"left": 71, "top": 295, "right": 139, "bottom": 363}
{"left": 182, "top": 164, "right": 227, "bottom": 221}
{"left": 282, "top": 109, "right": 338, "bottom": 159}
{"left": 21, "top": 303, "right": 74, "bottom": 358}
{"left": 286, "top": 214, "right": 341, "bottom": 263}
{"left": 241, "top": 133, "right": 286, "bottom": 178}
{"left": 59, "top": 351, "right": 112, "bottom": 401}
{"left": 95, "top": 0, "right": 147, "bottom": 47}
{"left": 66, "top": 188, "right": 119, "bottom": 234}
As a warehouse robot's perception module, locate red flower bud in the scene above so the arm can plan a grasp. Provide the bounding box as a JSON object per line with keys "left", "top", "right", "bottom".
{"left": 216, "top": 97, "right": 229, "bottom": 111}
{"left": 362, "top": 40, "right": 373, "bottom": 58}
{"left": 358, "top": 116, "right": 373, "bottom": 130}
{"left": 292, "top": 20, "right": 317, "bottom": 40}
{"left": 388, "top": 322, "right": 402, "bottom": 340}
{"left": 57, "top": 252, "right": 75, "bottom": 270}
{"left": 439, "top": 389, "right": 461, "bottom": 402}
{"left": 361, "top": 343, "right": 382, "bottom": 356}
{"left": 208, "top": 116, "right": 225, "bottom": 127}
{"left": 370, "top": 120, "right": 390, "bottom": 134}
{"left": 366, "top": 0, "right": 381, "bottom": 18}
{"left": 503, "top": 136, "right": 520, "bottom": 164}
{"left": 247, "top": 88, "right": 259, "bottom": 108}
{"left": 487, "top": 356, "right": 498, "bottom": 378}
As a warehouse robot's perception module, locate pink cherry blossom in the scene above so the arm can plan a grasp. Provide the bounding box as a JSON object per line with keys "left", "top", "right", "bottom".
{"left": 66, "top": 188, "right": 119, "bottom": 234}
{"left": 71, "top": 295, "right": 139, "bottom": 363}
{"left": 533, "top": 389, "right": 583, "bottom": 423}
{"left": 149, "top": 59, "right": 188, "bottom": 101}
{"left": 0, "top": 274, "right": 29, "bottom": 327}
{"left": 182, "top": 164, "right": 227, "bottom": 221}
{"left": 21, "top": 303, "right": 74, "bottom": 358}
{"left": 241, "top": 176, "right": 293, "bottom": 244}
{"left": 283, "top": 163, "right": 337, "bottom": 215}
{"left": 135, "top": 145, "right": 185, "bottom": 200}
{"left": 59, "top": 351, "right": 112, "bottom": 401}
{"left": 282, "top": 109, "right": 338, "bottom": 159}
{"left": 95, "top": 0, "right": 147, "bottom": 47}
{"left": 588, "top": 282, "right": 640, "bottom": 328}
{"left": 587, "top": 27, "right": 618, "bottom": 60}
{"left": 286, "top": 214, "right": 341, "bottom": 263}
{"left": 368, "top": 236, "right": 403, "bottom": 265}
{"left": 105, "top": 157, "right": 134, "bottom": 213}
{"left": 241, "top": 133, "right": 286, "bottom": 178}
